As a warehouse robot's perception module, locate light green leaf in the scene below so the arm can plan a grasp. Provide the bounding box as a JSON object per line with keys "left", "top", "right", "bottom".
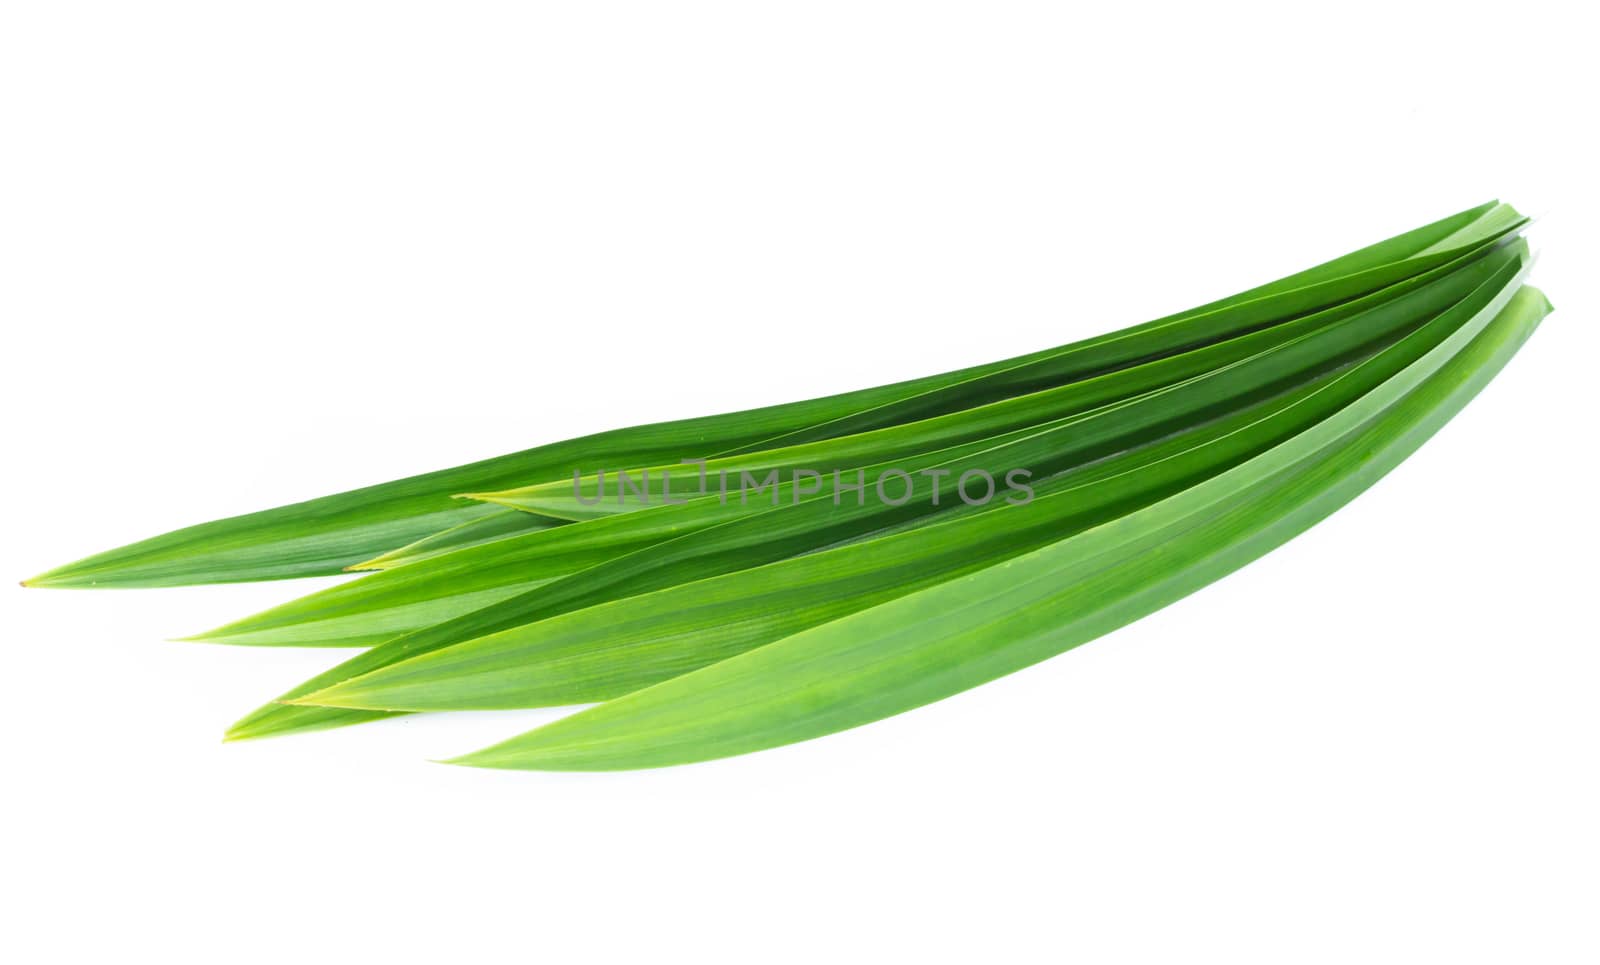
{"left": 445, "top": 283, "right": 1549, "bottom": 771}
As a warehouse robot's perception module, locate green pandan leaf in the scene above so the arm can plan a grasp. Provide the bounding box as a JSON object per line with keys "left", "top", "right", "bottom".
{"left": 446, "top": 284, "right": 1549, "bottom": 771}
{"left": 25, "top": 203, "right": 1521, "bottom": 587}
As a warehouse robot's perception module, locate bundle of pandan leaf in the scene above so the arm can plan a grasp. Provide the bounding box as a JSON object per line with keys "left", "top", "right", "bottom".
{"left": 25, "top": 201, "right": 1551, "bottom": 770}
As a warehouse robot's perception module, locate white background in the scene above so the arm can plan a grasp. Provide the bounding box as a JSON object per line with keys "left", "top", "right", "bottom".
{"left": 2, "top": 2, "right": 1595, "bottom": 962}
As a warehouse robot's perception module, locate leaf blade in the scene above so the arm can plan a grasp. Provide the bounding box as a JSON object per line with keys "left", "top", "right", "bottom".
{"left": 446, "top": 283, "right": 1550, "bottom": 770}
{"left": 26, "top": 204, "right": 1519, "bottom": 587}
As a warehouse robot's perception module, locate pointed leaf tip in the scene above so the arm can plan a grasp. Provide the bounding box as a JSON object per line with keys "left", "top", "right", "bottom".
{"left": 442, "top": 727, "right": 639, "bottom": 772}
{"left": 435, "top": 749, "right": 528, "bottom": 770}
{"left": 20, "top": 567, "right": 89, "bottom": 589}
{"left": 222, "top": 719, "right": 262, "bottom": 742}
